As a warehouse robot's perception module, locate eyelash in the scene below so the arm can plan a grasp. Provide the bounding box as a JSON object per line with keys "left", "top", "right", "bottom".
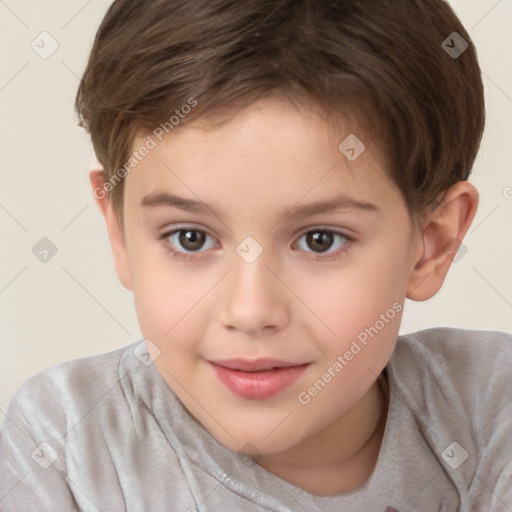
{"left": 158, "top": 227, "right": 354, "bottom": 262}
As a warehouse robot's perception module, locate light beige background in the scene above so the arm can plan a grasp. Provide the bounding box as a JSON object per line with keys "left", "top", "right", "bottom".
{"left": 1, "top": 0, "right": 511, "bottom": 428}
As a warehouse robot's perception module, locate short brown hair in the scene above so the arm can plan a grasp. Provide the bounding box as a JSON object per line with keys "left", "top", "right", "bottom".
{"left": 76, "top": 0, "right": 485, "bottom": 227}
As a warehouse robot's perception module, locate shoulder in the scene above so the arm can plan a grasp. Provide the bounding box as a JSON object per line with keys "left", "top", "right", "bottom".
{"left": 2, "top": 341, "right": 141, "bottom": 439}
{"left": 11, "top": 341, "right": 134, "bottom": 402}
{"left": 393, "top": 326, "right": 512, "bottom": 373}
{"left": 388, "top": 326, "right": 512, "bottom": 439}
{"left": 389, "top": 326, "right": 512, "bottom": 411}
{"left": 387, "top": 327, "right": 512, "bottom": 503}
{"left": 0, "top": 342, "right": 147, "bottom": 508}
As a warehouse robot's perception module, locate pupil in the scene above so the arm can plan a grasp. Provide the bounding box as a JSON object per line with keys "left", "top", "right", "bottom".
{"left": 180, "top": 230, "right": 206, "bottom": 251}
{"left": 307, "top": 231, "right": 334, "bottom": 252}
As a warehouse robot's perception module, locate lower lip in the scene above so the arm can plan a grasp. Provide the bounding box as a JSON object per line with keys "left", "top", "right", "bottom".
{"left": 209, "top": 362, "right": 309, "bottom": 400}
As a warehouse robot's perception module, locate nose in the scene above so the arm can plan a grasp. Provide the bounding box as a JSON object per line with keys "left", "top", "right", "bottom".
{"left": 218, "top": 254, "right": 290, "bottom": 336}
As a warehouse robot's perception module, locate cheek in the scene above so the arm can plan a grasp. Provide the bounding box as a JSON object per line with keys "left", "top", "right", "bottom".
{"left": 293, "top": 240, "right": 409, "bottom": 369}
{"left": 303, "top": 257, "right": 406, "bottom": 330}
{"left": 129, "top": 249, "right": 211, "bottom": 346}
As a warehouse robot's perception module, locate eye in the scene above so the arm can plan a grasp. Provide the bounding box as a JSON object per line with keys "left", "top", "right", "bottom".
{"left": 294, "top": 229, "right": 351, "bottom": 257}
{"left": 159, "top": 227, "right": 351, "bottom": 260}
{"left": 161, "top": 228, "right": 217, "bottom": 254}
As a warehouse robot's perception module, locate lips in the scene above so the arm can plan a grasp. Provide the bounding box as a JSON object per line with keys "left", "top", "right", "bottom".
{"left": 208, "top": 358, "right": 309, "bottom": 400}
{"left": 210, "top": 358, "right": 305, "bottom": 372}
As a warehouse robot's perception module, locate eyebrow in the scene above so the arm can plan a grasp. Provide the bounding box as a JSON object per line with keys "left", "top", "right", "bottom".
{"left": 140, "top": 192, "right": 379, "bottom": 218}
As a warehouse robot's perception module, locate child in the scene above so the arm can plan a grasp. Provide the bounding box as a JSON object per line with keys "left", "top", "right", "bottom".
{"left": 1, "top": 0, "right": 511, "bottom": 510}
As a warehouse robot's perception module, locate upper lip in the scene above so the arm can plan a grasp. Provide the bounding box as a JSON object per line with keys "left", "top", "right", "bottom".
{"left": 209, "top": 358, "right": 308, "bottom": 372}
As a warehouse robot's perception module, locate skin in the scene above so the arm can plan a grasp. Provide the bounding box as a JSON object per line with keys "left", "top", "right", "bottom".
{"left": 90, "top": 96, "right": 478, "bottom": 495}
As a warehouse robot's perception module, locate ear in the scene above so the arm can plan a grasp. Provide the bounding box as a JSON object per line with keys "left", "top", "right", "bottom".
{"left": 89, "top": 167, "right": 132, "bottom": 291}
{"left": 406, "top": 181, "right": 479, "bottom": 301}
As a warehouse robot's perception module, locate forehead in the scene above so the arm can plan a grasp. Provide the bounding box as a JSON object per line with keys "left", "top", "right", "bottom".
{"left": 123, "top": 97, "right": 398, "bottom": 218}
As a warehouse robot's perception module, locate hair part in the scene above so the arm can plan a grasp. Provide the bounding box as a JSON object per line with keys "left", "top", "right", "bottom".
{"left": 76, "top": 0, "right": 485, "bottom": 228}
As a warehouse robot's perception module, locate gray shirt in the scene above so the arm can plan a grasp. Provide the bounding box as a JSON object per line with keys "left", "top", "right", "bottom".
{"left": 1, "top": 327, "right": 511, "bottom": 511}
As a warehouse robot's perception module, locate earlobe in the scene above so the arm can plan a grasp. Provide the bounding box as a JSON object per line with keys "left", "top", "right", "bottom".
{"left": 89, "top": 168, "right": 132, "bottom": 291}
{"left": 406, "top": 181, "right": 479, "bottom": 301}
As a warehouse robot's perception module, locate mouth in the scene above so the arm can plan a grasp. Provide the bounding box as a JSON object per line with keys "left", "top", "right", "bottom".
{"left": 208, "top": 358, "right": 310, "bottom": 400}
{"left": 209, "top": 357, "right": 307, "bottom": 372}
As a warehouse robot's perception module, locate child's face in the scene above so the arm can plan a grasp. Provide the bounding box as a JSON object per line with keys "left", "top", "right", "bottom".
{"left": 118, "top": 97, "right": 422, "bottom": 455}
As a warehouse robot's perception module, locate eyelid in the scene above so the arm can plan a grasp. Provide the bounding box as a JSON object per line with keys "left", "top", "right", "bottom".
{"left": 294, "top": 224, "right": 354, "bottom": 237}
{"left": 294, "top": 223, "right": 357, "bottom": 238}
{"left": 159, "top": 223, "right": 216, "bottom": 240}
